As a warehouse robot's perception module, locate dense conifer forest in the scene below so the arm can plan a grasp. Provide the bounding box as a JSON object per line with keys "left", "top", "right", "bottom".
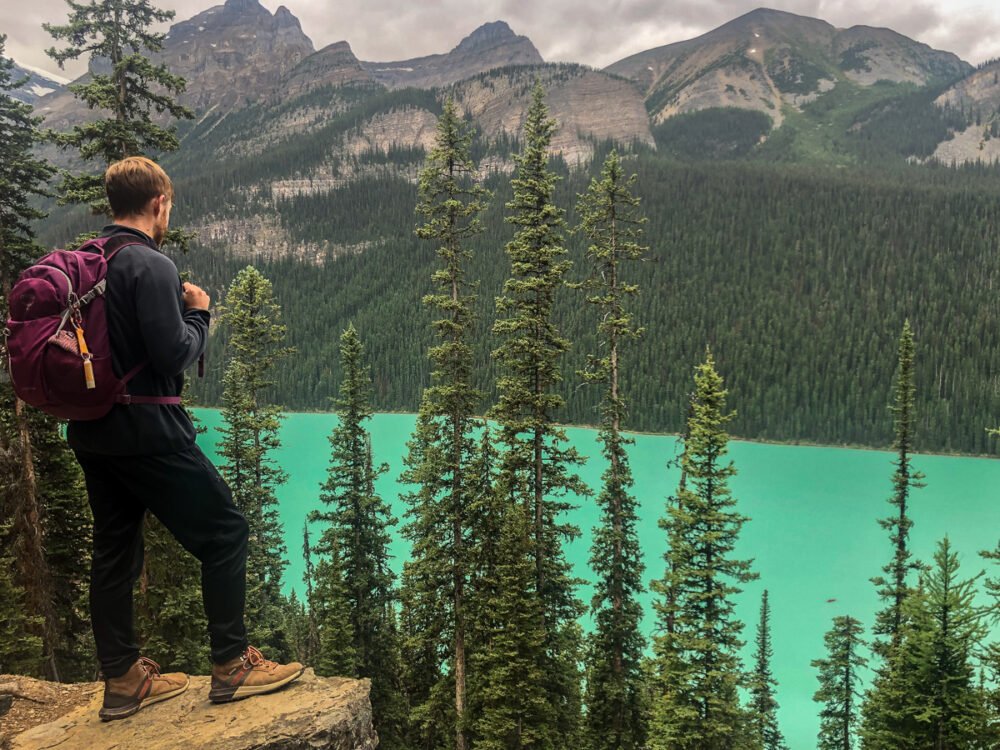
{"left": 148, "top": 155, "right": 1000, "bottom": 455}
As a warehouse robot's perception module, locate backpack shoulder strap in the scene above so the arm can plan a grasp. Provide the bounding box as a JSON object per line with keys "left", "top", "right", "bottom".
{"left": 102, "top": 233, "right": 148, "bottom": 263}
{"left": 75, "top": 233, "right": 148, "bottom": 263}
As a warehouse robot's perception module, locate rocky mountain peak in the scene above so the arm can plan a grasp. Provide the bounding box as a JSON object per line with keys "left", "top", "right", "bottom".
{"left": 274, "top": 5, "right": 301, "bottom": 29}
{"left": 454, "top": 21, "right": 517, "bottom": 52}
{"left": 222, "top": 0, "right": 269, "bottom": 16}
{"left": 716, "top": 6, "right": 836, "bottom": 43}
{"left": 738, "top": 7, "right": 819, "bottom": 24}
{"left": 361, "top": 20, "right": 542, "bottom": 89}
{"left": 607, "top": 7, "right": 971, "bottom": 125}
{"left": 156, "top": 0, "right": 314, "bottom": 109}
{"left": 319, "top": 40, "right": 356, "bottom": 55}
{"left": 284, "top": 39, "right": 375, "bottom": 96}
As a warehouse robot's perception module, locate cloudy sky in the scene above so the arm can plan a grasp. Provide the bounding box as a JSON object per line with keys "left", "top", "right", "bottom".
{"left": 4, "top": 0, "right": 999, "bottom": 82}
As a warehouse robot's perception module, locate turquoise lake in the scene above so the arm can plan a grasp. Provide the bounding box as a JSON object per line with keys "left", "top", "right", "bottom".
{"left": 192, "top": 409, "right": 1000, "bottom": 750}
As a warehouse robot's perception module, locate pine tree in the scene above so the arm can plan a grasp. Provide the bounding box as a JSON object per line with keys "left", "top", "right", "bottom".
{"left": 871, "top": 320, "right": 925, "bottom": 656}
{"left": 574, "top": 149, "right": 648, "bottom": 750}
{"left": 813, "top": 616, "right": 867, "bottom": 750}
{"left": 464, "top": 427, "right": 500, "bottom": 748}
{"left": 980, "top": 537, "right": 1000, "bottom": 743}
{"left": 311, "top": 534, "right": 355, "bottom": 677}
{"left": 399, "top": 550, "right": 454, "bottom": 750}
{"left": 398, "top": 411, "right": 456, "bottom": 750}
{"left": 748, "top": 591, "right": 787, "bottom": 750}
{"left": 489, "top": 79, "right": 588, "bottom": 743}
{"left": 281, "top": 590, "right": 314, "bottom": 667}
{"left": 861, "top": 322, "right": 929, "bottom": 747}
{"left": 44, "top": 0, "right": 193, "bottom": 224}
{"left": 399, "top": 97, "right": 489, "bottom": 750}
{"left": 471, "top": 498, "right": 552, "bottom": 750}
{"left": 0, "top": 533, "right": 44, "bottom": 674}
{"left": 0, "top": 36, "right": 54, "bottom": 275}
{"left": 861, "top": 539, "right": 990, "bottom": 750}
{"left": 650, "top": 351, "right": 757, "bottom": 750}
{"left": 30, "top": 417, "right": 93, "bottom": 682}
{"left": 218, "top": 266, "right": 293, "bottom": 656}
{"left": 300, "top": 521, "right": 320, "bottom": 663}
{"left": 0, "top": 37, "right": 92, "bottom": 682}
{"left": 313, "top": 325, "right": 404, "bottom": 748}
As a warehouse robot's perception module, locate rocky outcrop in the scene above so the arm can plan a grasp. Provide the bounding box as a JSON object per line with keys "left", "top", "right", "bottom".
{"left": 3, "top": 670, "right": 376, "bottom": 750}
{"left": 835, "top": 26, "right": 968, "bottom": 86}
{"left": 921, "top": 62, "right": 1000, "bottom": 164}
{"left": 451, "top": 65, "right": 655, "bottom": 164}
{"left": 194, "top": 210, "right": 385, "bottom": 264}
{"left": 36, "top": 0, "right": 316, "bottom": 126}
{"left": 606, "top": 8, "right": 971, "bottom": 124}
{"left": 362, "top": 21, "right": 543, "bottom": 89}
{"left": 284, "top": 41, "right": 376, "bottom": 98}
{"left": 268, "top": 107, "right": 437, "bottom": 197}
{"left": 344, "top": 107, "right": 440, "bottom": 155}
{"left": 162, "top": 0, "right": 314, "bottom": 110}
{"left": 936, "top": 61, "right": 1000, "bottom": 115}
{"left": 928, "top": 122, "right": 1000, "bottom": 165}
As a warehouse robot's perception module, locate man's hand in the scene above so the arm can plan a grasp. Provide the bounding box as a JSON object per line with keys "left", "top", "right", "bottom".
{"left": 183, "top": 282, "right": 210, "bottom": 312}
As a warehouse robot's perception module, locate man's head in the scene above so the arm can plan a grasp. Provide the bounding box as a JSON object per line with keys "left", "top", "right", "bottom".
{"left": 105, "top": 157, "right": 174, "bottom": 245}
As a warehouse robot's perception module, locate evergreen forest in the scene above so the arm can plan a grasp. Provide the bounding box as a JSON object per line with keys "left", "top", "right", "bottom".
{"left": 161, "top": 156, "right": 1000, "bottom": 456}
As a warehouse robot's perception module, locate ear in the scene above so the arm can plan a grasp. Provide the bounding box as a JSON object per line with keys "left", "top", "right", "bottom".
{"left": 151, "top": 194, "right": 168, "bottom": 216}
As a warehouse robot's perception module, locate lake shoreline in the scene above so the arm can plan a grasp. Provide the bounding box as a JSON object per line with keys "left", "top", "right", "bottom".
{"left": 190, "top": 405, "right": 999, "bottom": 461}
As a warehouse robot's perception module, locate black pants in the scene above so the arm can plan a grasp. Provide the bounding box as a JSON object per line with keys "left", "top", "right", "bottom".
{"left": 75, "top": 446, "right": 250, "bottom": 678}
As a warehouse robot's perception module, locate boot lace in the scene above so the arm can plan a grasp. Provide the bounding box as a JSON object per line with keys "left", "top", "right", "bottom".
{"left": 243, "top": 645, "right": 277, "bottom": 670}
{"left": 137, "top": 656, "right": 162, "bottom": 677}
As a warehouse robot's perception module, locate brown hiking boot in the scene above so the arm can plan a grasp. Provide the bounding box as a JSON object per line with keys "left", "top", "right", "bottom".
{"left": 99, "top": 656, "right": 189, "bottom": 721}
{"left": 209, "top": 645, "right": 305, "bottom": 703}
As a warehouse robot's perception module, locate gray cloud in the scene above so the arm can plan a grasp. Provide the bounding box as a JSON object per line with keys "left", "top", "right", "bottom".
{"left": 5, "top": 0, "right": 999, "bottom": 83}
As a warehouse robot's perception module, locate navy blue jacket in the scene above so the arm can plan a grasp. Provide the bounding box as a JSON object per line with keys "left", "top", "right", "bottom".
{"left": 67, "top": 226, "right": 210, "bottom": 456}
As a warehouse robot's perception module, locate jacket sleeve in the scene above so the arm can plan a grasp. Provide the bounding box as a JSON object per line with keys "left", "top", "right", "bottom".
{"left": 132, "top": 250, "right": 210, "bottom": 377}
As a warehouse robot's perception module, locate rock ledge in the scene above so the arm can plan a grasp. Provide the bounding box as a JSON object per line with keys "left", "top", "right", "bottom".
{"left": 3, "top": 669, "right": 376, "bottom": 750}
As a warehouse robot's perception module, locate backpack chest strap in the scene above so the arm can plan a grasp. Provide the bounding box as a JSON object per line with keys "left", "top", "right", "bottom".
{"left": 117, "top": 359, "right": 184, "bottom": 406}
{"left": 116, "top": 394, "right": 183, "bottom": 406}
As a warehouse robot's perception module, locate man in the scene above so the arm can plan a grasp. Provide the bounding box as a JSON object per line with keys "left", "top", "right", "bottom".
{"left": 68, "top": 156, "right": 304, "bottom": 721}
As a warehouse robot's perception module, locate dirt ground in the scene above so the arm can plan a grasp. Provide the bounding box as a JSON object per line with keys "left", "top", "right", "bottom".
{"left": 0, "top": 675, "right": 99, "bottom": 749}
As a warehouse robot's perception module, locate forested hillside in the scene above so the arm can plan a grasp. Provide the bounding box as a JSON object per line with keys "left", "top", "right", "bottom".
{"left": 29, "top": 14, "right": 1000, "bottom": 456}
{"left": 125, "top": 152, "right": 1000, "bottom": 455}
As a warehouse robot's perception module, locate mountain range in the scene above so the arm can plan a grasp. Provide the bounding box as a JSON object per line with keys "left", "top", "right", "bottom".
{"left": 23, "top": 1, "right": 1000, "bottom": 167}
{"left": 6, "top": 61, "right": 66, "bottom": 105}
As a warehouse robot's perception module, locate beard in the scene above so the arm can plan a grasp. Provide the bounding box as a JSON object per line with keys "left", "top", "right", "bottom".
{"left": 152, "top": 218, "right": 168, "bottom": 246}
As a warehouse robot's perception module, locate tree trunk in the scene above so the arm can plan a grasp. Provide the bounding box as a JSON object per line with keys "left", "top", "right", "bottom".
{"left": 12, "top": 397, "right": 61, "bottom": 681}
{"left": 451, "top": 307, "right": 468, "bottom": 750}
{"left": 533, "top": 293, "right": 545, "bottom": 609}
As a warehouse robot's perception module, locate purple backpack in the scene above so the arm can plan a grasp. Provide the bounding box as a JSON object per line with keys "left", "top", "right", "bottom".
{"left": 3, "top": 235, "right": 182, "bottom": 421}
